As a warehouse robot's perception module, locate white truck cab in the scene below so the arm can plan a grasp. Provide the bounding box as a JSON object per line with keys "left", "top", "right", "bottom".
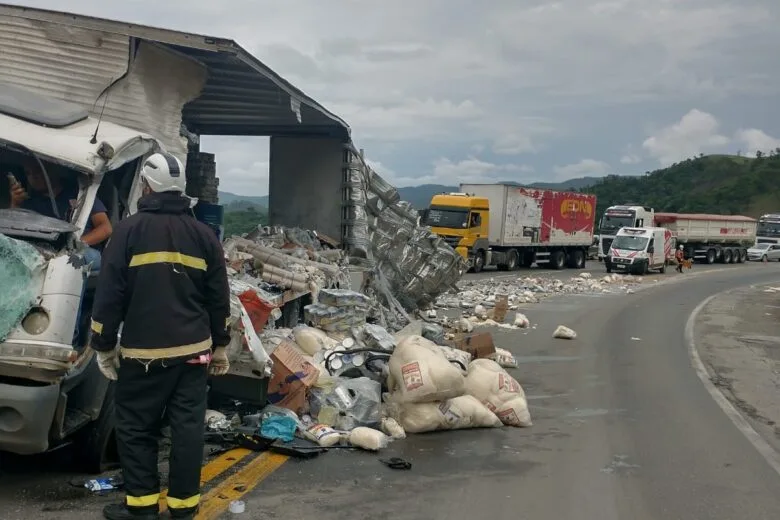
{"left": 605, "top": 227, "right": 671, "bottom": 275}
{"left": 598, "top": 205, "right": 655, "bottom": 261}
{"left": 0, "top": 86, "right": 161, "bottom": 470}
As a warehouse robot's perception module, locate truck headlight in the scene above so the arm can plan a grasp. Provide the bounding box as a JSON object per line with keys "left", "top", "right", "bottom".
{"left": 21, "top": 307, "right": 50, "bottom": 335}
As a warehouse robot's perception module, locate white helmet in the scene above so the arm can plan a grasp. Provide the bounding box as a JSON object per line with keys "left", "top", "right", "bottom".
{"left": 679, "top": 245, "right": 684, "bottom": 250}
{"left": 141, "top": 152, "right": 186, "bottom": 193}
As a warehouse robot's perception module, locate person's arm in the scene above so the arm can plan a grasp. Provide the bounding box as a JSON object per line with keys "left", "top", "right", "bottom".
{"left": 90, "top": 222, "right": 129, "bottom": 352}
{"left": 81, "top": 197, "right": 112, "bottom": 246}
{"left": 203, "top": 231, "right": 231, "bottom": 349}
{"left": 82, "top": 212, "right": 112, "bottom": 246}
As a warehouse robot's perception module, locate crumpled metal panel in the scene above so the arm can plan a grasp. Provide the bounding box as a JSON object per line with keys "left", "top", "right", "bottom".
{"left": 341, "top": 146, "right": 464, "bottom": 313}
{"left": 0, "top": 16, "right": 205, "bottom": 161}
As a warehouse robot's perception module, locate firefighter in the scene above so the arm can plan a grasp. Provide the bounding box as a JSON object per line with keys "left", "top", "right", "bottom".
{"left": 675, "top": 245, "right": 685, "bottom": 273}
{"left": 89, "top": 152, "right": 231, "bottom": 520}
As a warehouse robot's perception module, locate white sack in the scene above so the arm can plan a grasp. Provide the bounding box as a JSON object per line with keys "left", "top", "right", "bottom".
{"left": 381, "top": 417, "right": 407, "bottom": 439}
{"left": 489, "top": 347, "right": 518, "bottom": 369}
{"left": 391, "top": 395, "right": 502, "bottom": 433}
{"left": 553, "top": 325, "right": 577, "bottom": 339}
{"left": 293, "top": 325, "right": 335, "bottom": 356}
{"left": 387, "top": 335, "right": 465, "bottom": 403}
{"left": 348, "top": 427, "right": 389, "bottom": 451}
{"left": 513, "top": 313, "right": 530, "bottom": 328}
{"left": 464, "top": 359, "right": 532, "bottom": 427}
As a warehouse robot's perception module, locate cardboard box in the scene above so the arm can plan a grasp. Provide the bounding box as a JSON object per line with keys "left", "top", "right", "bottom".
{"left": 493, "top": 294, "right": 509, "bottom": 323}
{"left": 266, "top": 340, "right": 320, "bottom": 414}
{"left": 453, "top": 331, "right": 496, "bottom": 359}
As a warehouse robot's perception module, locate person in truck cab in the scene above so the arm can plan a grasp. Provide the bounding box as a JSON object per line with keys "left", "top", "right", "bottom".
{"left": 89, "top": 152, "right": 231, "bottom": 520}
{"left": 8, "top": 155, "right": 112, "bottom": 270}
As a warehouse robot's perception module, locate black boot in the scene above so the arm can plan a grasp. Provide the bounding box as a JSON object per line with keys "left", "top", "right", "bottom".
{"left": 102, "top": 503, "right": 160, "bottom": 520}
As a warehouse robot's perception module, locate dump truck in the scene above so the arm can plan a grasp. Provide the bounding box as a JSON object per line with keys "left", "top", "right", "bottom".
{"left": 424, "top": 184, "right": 597, "bottom": 272}
{"left": 653, "top": 212, "right": 756, "bottom": 264}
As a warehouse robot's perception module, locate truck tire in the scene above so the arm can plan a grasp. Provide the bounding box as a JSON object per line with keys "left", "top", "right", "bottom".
{"left": 77, "top": 382, "right": 119, "bottom": 474}
{"left": 706, "top": 249, "right": 716, "bottom": 264}
{"left": 506, "top": 249, "right": 519, "bottom": 271}
{"left": 568, "top": 249, "right": 585, "bottom": 269}
{"left": 735, "top": 249, "right": 744, "bottom": 263}
{"left": 551, "top": 250, "right": 565, "bottom": 270}
{"left": 473, "top": 251, "right": 485, "bottom": 273}
{"left": 723, "top": 249, "right": 733, "bottom": 264}
{"left": 660, "top": 261, "right": 666, "bottom": 274}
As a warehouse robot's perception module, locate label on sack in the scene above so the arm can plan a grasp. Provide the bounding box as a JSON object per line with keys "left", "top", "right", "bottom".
{"left": 438, "top": 401, "right": 462, "bottom": 425}
{"left": 309, "top": 424, "right": 339, "bottom": 441}
{"left": 401, "top": 362, "right": 424, "bottom": 391}
{"left": 498, "top": 373, "right": 521, "bottom": 393}
{"left": 497, "top": 408, "right": 520, "bottom": 425}
{"left": 482, "top": 400, "right": 497, "bottom": 413}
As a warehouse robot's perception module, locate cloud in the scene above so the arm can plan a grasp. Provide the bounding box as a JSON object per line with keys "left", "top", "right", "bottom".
{"left": 734, "top": 128, "right": 780, "bottom": 157}
{"left": 620, "top": 154, "right": 642, "bottom": 165}
{"left": 553, "top": 159, "right": 611, "bottom": 179}
{"left": 388, "top": 157, "right": 534, "bottom": 187}
{"left": 16, "top": 0, "right": 780, "bottom": 194}
{"left": 642, "top": 109, "right": 730, "bottom": 165}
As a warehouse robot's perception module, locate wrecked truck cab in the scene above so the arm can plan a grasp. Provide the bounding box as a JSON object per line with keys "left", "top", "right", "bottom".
{"left": 0, "top": 86, "right": 160, "bottom": 465}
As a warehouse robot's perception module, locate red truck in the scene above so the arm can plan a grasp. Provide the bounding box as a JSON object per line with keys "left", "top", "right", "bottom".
{"left": 426, "top": 183, "right": 597, "bottom": 272}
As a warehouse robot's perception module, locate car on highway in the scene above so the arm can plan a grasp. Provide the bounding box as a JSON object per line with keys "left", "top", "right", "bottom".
{"left": 746, "top": 242, "right": 780, "bottom": 262}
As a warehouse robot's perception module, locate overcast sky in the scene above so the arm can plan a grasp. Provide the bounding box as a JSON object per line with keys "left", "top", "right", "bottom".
{"left": 24, "top": 0, "right": 780, "bottom": 195}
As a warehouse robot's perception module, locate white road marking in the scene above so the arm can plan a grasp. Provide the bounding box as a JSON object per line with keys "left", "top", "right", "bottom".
{"left": 685, "top": 287, "right": 780, "bottom": 478}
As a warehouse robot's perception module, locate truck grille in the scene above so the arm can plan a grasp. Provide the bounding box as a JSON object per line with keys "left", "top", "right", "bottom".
{"left": 440, "top": 235, "right": 462, "bottom": 249}
{"left": 601, "top": 238, "right": 613, "bottom": 255}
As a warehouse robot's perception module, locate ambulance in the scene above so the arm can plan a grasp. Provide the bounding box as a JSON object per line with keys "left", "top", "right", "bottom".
{"left": 604, "top": 227, "right": 672, "bottom": 275}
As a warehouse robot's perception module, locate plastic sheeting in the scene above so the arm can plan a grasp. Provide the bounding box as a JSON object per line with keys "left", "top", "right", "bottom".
{"left": 0, "top": 233, "right": 45, "bottom": 341}
{"left": 342, "top": 146, "right": 465, "bottom": 316}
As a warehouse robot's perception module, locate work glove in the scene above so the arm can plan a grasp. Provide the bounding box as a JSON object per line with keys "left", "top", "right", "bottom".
{"left": 96, "top": 349, "right": 120, "bottom": 381}
{"left": 209, "top": 347, "right": 230, "bottom": 376}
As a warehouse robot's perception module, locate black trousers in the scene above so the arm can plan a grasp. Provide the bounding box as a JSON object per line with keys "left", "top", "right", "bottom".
{"left": 115, "top": 358, "right": 207, "bottom": 517}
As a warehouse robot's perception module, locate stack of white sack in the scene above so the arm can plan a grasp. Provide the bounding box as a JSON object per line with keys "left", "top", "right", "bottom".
{"left": 385, "top": 335, "right": 500, "bottom": 432}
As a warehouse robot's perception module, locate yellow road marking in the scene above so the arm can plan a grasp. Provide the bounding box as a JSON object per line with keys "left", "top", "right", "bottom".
{"left": 195, "top": 452, "right": 289, "bottom": 519}
{"left": 158, "top": 448, "right": 252, "bottom": 512}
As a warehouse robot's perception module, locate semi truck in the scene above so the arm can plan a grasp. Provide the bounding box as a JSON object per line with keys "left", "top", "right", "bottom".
{"left": 597, "top": 205, "right": 655, "bottom": 260}
{"left": 654, "top": 212, "right": 756, "bottom": 264}
{"left": 756, "top": 213, "right": 780, "bottom": 245}
{"left": 425, "top": 184, "right": 597, "bottom": 272}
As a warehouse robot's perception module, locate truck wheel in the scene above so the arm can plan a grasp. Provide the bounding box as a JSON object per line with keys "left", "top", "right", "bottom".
{"left": 77, "top": 382, "right": 119, "bottom": 474}
{"left": 551, "top": 250, "right": 565, "bottom": 270}
{"left": 735, "top": 249, "right": 744, "bottom": 263}
{"left": 506, "top": 249, "right": 519, "bottom": 271}
{"left": 706, "top": 249, "right": 716, "bottom": 264}
{"left": 660, "top": 262, "right": 666, "bottom": 274}
{"left": 473, "top": 251, "right": 485, "bottom": 273}
{"left": 723, "top": 249, "right": 733, "bottom": 264}
{"left": 569, "top": 249, "right": 585, "bottom": 269}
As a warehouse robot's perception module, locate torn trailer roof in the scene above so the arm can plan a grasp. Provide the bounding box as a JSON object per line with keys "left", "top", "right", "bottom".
{"left": 0, "top": 3, "right": 351, "bottom": 146}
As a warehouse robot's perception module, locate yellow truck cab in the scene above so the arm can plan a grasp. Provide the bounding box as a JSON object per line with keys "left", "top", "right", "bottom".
{"left": 426, "top": 192, "right": 490, "bottom": 270}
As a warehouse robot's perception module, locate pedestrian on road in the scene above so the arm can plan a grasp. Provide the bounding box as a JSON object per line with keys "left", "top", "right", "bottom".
{"left": 89, "top": 152, "right": 232, "bottom": 520}
{"left": 675, "top": 245, "right": 685, "bottom": 273}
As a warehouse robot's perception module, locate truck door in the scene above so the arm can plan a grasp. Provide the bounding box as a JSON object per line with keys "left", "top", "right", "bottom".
{"left": 647, "top": 236, "right": 655, "bottom": 266}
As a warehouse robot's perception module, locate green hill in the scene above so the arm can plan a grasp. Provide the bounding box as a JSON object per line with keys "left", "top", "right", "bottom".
{"left": 583, "top": 152, "right": 780, "bottom": 218}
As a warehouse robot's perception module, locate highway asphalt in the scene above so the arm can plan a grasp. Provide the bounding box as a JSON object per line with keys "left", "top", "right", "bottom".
{"left": 1, "top": 262, "right": 779, "bottom": 519}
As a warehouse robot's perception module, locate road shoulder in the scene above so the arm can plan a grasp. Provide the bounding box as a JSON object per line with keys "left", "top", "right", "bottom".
{"left": 694, "top": 283, "right": 780, "bottom": 454}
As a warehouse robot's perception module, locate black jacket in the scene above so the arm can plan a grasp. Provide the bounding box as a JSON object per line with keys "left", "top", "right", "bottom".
{"left": 90, "top": 192, "right": 231, "bottom": 359}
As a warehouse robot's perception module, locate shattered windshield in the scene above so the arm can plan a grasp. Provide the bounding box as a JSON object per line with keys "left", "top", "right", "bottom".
{"left": 600, "top": 212, "right": 635, "bottom": 233}
{"left": 612, "top": 235, "right": 648, "bottom": 251}
{"left": 425, "top": 207, "right": 469, "bottom": 229}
